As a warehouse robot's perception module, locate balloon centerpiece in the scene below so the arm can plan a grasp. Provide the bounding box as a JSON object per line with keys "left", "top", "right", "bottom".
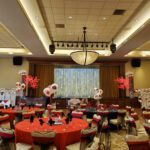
{"left": 16, "top": 82, "right": 26, "bottom": 97}
{"left": 94, "top": 88, "right": 103, "bottom": 100}
{"left": 43, "top": 83, "right": 58, "bottom": 104}
{"left": 92, "top": 88, "right": 103, "bottom": 107}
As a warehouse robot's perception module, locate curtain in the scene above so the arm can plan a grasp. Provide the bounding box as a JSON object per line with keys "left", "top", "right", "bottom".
{"left": 100, "top": 65, "right": 119, "bottom": 98}
{"left": 29, "top": 63, "right": 54, "bottom": 97}
{"left": 54, "top": 67, "right": 99, "bottom": 98}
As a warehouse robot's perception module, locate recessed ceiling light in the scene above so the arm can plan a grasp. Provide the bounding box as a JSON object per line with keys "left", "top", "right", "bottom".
{"left": 102, "top": 17, "right": 107, "bottom": 20}
{"left": 142, "top": 54, "right": 146, "bottom": 57}
{"left": 27, "top": 52, "right": 32, "bottom": 55}
{"left": 68, "top": 16, "right": 72, "bottom": 19}
{"left": 8, "top": 52, "right": 13, "bottom": 55}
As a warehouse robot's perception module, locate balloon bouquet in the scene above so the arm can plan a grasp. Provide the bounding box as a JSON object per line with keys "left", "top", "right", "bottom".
{"left": 43, "top": 83, "right": 58, "bottom": 105}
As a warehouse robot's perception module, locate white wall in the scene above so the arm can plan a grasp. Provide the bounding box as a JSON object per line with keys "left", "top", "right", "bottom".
{"left": 0, "top": 58, "right": 29, "bottom": 88}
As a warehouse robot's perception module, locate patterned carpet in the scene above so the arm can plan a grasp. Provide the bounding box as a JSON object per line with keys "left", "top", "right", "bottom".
{"left": 110, "top": 131, "right": 129, "bottom": 150}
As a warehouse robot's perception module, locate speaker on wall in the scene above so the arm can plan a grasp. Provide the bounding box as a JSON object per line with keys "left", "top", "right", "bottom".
{"left": 13, "top": 56, "right": 23, "bottom": 65}
{"left": 131, "top": 58, "right": 141, "bottom": 67}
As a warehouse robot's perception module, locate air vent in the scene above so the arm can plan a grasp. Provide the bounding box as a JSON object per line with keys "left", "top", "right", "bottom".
{"left": 55, "top": 24, "right": 65, "bottom": 28}
{"left": 113, "top": 9, "right": 126, "bottom": 15}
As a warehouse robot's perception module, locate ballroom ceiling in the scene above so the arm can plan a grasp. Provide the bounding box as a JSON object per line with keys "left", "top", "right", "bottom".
{"left": 0, "top": 0, "right": 149, "bottom": 60}
{"left": 39, "top": 0, "right": 143, "bottom": 42}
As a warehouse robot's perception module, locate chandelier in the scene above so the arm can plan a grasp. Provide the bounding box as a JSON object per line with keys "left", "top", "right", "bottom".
{"left": 70, "top": 27, "right": 99, "bottom": 65}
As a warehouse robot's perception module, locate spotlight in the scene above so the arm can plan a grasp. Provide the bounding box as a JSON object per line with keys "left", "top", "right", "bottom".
{"left": 62, "top": 43, "right": 64, "bottom": 47}
{"left": 67, "top": 43, "right": 70, "bottom": 47}
{"left": 86, "top": 44, "right": 88, "bottom": 47}
{"left": 91, "top": 43, "right": 93, "bottom": 48}
{"left": 81, "top": 43, "right": 83, "bottom": 47}
{"left": 96, "top": 43, "right": 99, "bottom": 48}
{"left": 57, "top": 43, "right": 59, "bottom": 47}
{"left": 110, "top": 42, "right": 116, "bottom": 53}
{"left": 76, "top": 43, "right": 79, "bottom": 47}
{"left": 71, "top": 43, "right": 74, "bottom": 47}
{"left": 106, "top": 43, "right": 108, "bottom": 48}
{"left": 49, "top": 44, "right": 55, "bottom": 54}
{"left": 101, "top": 43, "right": 104, "bottom": 48}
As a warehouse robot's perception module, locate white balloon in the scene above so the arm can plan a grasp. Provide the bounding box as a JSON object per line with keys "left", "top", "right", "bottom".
{"left": 43, "top": 88, "right": 51, "bottom": 97}
{"left": 43, "top": 83, "right": 58, "bottom": 97}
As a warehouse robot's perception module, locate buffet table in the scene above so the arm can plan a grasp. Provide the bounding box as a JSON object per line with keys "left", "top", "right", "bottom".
{"left": 15, "top": 118, "right": 88, "bottom": 150}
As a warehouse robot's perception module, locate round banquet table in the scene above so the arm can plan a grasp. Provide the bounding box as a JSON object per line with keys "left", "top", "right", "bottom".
{"left": 1, "top": 107, "right": 43, "bottom": 121}
{"left": 15, "top": 118, "right": 88, "bottom": 150}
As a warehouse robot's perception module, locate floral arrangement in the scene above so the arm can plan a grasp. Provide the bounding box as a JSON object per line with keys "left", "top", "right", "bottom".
{"left": 43, "top": 83, "right": 58, "bottom": 97}
{"left": 115, "top": 76, "right": 129, "bottom": 89}
{"left": 24, "top": 75, "right": 39, "bottom": 89}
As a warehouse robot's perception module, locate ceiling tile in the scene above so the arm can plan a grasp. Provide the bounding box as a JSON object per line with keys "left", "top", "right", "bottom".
{"left": 54, "top": 19, "right": 65, "bottom": 24}
{"left": 39, "top": 0, "right": 145, "bottom": 43}
{"left": 52, "top": 8, "right": 65, "bottom": 15}
{"left": 103, "top": 1, "right": 119, "bottom": 9}
{"left": 100, "top": 9, "right": 114, "bottom": 16}
{"left": 41, "top": 0, "right": 51, "bottom": 7}
{"left": 51, "top": 0, "right": 64, "bottom": 7}
{"left": 54, "top": 15, "right": 65, "bottom": 20}
{"left": 89, "top": 9, "right": 101, "bottom": 15}
{"left": 65, "top": 0, "right": 78, "bottom": 8}
{"left": 65, "top": 8, "right": 77, "bottom": 15}
{"left": 77, "top": 9, "right": 89, "bottom": 15}
{"left": 91, "top": 2, "right": 105, "bottom": 8}
{"left": 117, "top": 2, "right": 131, "bottom": 9}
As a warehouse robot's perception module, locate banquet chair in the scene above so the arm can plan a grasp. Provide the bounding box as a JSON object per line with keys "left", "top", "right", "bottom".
{"left": 51, "top": 109, "right": 63, "bottom": 117}
{"left": 80, "top": 103, "right": 87, "bottom": 108}
{"left": 15, "top": 111, "right": 23, "bottom": 124}
{"left": 126, "top": 106, "right": 132, "bottom": 114}
{"left": 35, "top": 103, "right": 43, "bottom": 108}
{"left": 131, "top": 112, "right": 139, "bottom": 120}
{"left": 31, "top": 131, "right": 57, "bottom": 150}
{"left": 72, "top": 111, "right": 83, "bottom": 119}
{"left": 99, "top": 119, "right": 111, "bottom": 150}
{"left": 143, "top": 123, "right": 150, "bottom": 137}
{"left": 142, "top": 111, "right": 150, "bottom": 122}
{"left": 92, "top": 114, "right": 101, "bottom": 129}
{"left": 109, "top": 115, "right": 122, "bottom": 130}
{"left": 23, "top": 111, "right": 35, "bottom": 119}
{"left": 0, "top": 127, "right": 15, "bottom": 150}
{"left": 0, "top": 114, "right": 10, "bottom": 129}
{"left": 16, "top": 143, "right": 32, "bottom": 150}
{"left": 110, "top": 104, "right": 120, "bottom": 110}
{"left": 0, "top": 103, "right": 4, "bottom": 109}
{"left": 35, "top": 109, "right": 45, "bottom": 118}
{"left": 66, "top": 127, "right": 97, "bottom": 150}
{"left": 125, "top": 121, "right": 150, "bottom": 150}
